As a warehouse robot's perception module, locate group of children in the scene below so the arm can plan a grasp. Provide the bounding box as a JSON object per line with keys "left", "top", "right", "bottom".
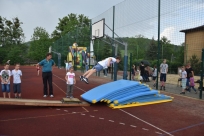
{"left": 0, "top": 63, "right": 22, "bottom": 99}
{"left": 131, "top": 64, "right": 157, "bottom": 84}
{"left": 179, "top": 66, "right": 197, "bottom": 94}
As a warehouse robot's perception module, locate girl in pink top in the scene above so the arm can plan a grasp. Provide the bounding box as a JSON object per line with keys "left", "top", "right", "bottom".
{"left": 189, "top": 73, "right": 197, "bottom": 94}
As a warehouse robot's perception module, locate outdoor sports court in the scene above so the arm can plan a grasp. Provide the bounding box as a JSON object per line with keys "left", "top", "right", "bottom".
{"left": 0, "top": 66, "right": 204, "bottom": 136}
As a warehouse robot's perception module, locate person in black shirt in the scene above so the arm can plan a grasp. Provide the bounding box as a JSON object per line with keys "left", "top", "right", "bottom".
{"left": 185, "top": 63, "right": 194, "bottom": 91}
{"left": 139, "top": 62, "right": 145, "bottom": 82}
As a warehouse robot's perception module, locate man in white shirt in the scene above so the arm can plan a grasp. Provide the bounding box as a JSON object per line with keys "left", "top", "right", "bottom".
{"left": 160, "top": 59, "right": 168, "bottom": 90}
{"left": 80, "top": 57, "right": 121, "bottom": 84}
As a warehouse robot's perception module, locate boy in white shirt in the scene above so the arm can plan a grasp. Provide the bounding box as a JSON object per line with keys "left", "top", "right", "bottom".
{"left": 65, "top": 67, "right": 76, "bottom": 98}
{"left": 80, "top": 57, "right": 121, "bottom": 84}
{"left": 0, "top": 63, "right": 11, "bottom": 98}
{"left": 180, "top": 66, "right": 187, "bottom": 94}
{"left": 11, "top": 63, "right": 22, "bottom": 98}
{"left": 160, "top": 59, "right": 168, "bottom": 90}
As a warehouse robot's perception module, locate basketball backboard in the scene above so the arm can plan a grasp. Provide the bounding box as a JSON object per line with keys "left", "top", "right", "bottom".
{"left": 92, "top": 19, "right": 105, "bottom": 40}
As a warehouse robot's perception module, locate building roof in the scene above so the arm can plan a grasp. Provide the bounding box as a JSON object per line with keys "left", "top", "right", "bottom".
{"left": 180, "top": 25, "right": 204, "bottom": 33}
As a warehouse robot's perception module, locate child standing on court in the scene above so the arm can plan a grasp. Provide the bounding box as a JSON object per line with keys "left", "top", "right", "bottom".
{"left": 36, "top": 65, "right": 40, "bottom": 76}
{"left": 180, "top": 66, "right": 187, "bottom": 94}
{"left": 189, "top": 73, "right": 197, "bottom": 94}
{"left": 65, "top": 67, "right": 76, "bottom": 98}
{"left": 152, "top": 65, "right": 157, "bottom": 87}
{"left": 0, "top": 63, "right": 11, "bottom": 98}
{"left": 11, "top": 63, "right": 22, "bottom": 98}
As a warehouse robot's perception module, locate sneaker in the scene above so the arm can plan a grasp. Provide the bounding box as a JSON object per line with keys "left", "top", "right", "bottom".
{"left": 50, "top": 95, "right": 54, "bottom": 98}
{"left": 185, "top": 88, "right": 189, "bottom": 91}
{"left": 15, "top": 96, "right": 18, "bottom": 99}
{"left": 70, "top": 96, "right": 74, "bottom": 99}
{"left": 43, "top": 95, "right": 47, "bottom": 98}
{"left": 66, "top": 96, "right": 69, "bottom": 98}
{"left": 160, "top": 86, "right": 163, "bottom": 90}
{"left": 180, "top": 92, "right": 185, "bottom": 94}
{"left": 163, "top": 86, "right": 165, "bottom": 91}
{"left": 82, "top": 77, "right": 89, "bottom": 84}
{"left": 80, "top": 76, "right": 83, "bottom": 81}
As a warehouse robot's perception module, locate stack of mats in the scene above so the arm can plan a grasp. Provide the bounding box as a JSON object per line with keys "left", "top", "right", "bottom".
{"left": 81, "top": 79, "right": 173, "bottom": 109}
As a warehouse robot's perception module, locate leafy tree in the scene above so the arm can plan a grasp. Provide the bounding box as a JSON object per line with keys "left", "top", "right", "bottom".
{"left": 146, "top": 37, "right": 157, "bottom": 60}
{"left": 0, "top": 16, "right": 24, "bottom": 46}
{"left": 28, "top": 27, "right": 51, "bottom": 61}
{"left": 160, "top": 36, "right": 173, "bottom": 60}
{"left": 0, "top": 16, "right": 25, "bottom": 64}
{"left": 189, "top": 54, "right": 200, "bottom": 75}
{"left": 3, "top": 44, "right": 28, "bottom": 65}
{"left": 51, "top": 13, "right": 90, "bottom": 40}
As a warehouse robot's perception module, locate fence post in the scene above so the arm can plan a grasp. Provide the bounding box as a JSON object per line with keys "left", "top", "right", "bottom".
{"left": 199, "top": 49, "right": 204, "bottom": 99}
{"left": 129, "top": 53, "right": 132, "bottom": 80}
{"left": 156, "top": 0, "right": 161, "bottom": 90}
{"left": 111, "top": 6, "right": 115, "bottom": 80}
{"left": 123, "top": 43, "right": 128, "bottom": 80}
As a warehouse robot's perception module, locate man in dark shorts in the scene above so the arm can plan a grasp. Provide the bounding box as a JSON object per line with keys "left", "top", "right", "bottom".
{"left": 80, "top": 57, "right": 121, "bottom": 84}
{"left": 185, "top": 63, "right": 194, "bottom": 91}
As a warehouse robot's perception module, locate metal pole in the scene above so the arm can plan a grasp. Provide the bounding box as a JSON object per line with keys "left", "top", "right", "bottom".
{"left": 186, "top": 44, "right": 188, "bottom": 64}
{"left": 98, "top": 41, "right": 100, "bottom": 77}
{"left": 156, "top": 0, "right": 161, "bottom": 90}
{"left": 199, "top": 49, "right": 204, "bottom": 99}
{"left": 114, "top": 44, "right": 118, "bottom": 81}
{"left": 89, "top": 20, "right": 91, "bottom": 70}
{"left": 137, "top": 44, "right": 138, "bottom": 59}
{"left": 123, "top": 43, "right": 128, "bottom": 80}
{"left": 129, "top": 53, "right": 132, "bottom": 80}
{"left": 111, "top": 6, "right": 115, "bottom": 80}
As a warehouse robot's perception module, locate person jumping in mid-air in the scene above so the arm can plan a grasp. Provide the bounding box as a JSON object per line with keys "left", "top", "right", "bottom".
{"left": 80, "top": 57, "right": 121, "bottom": 84}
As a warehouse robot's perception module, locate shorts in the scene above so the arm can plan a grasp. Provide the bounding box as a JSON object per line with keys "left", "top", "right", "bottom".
{"left": 13, "top": 83, "right": 21, "bottom": 93}
{"left": 182, "top": 78, "right": 187, "bottom": 89}
{"left": 186, "top": 78, "right": 190, "bottom": 87}
{"left": 1, "top": 84, "right": 10, "bottom": 93}
{"left": 92, "top": 63, "right": 103, "bottom": 72}
{"left": 152, "top": 76, "right": 156, "bottom": 80}
{"left": 160, "top": 73, "right": 166, "bottom": 82}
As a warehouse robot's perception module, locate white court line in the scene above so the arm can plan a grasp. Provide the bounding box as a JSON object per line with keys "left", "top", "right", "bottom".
{"left": 54, "top": 73, "right": 172, "bottom": 136}
{"left": 156, "top": 132, "right": 163, "bottom": 135}
{"left": 90, "top": 115, "right": 95, "bottom": 117}
{"left": 130, "top": 125, "right": 137, "bottom": 128}
{"left": 119, "top": 109, "right": 173, "bottom": 136}
{"left": 119, "top": 123, "right": 125, "bottom": 125}
{"left": 109, "top": 120, "right": 114, "bottom": 122}
{"left": 142, "top": 128, "right": 149, "bottom": 131}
